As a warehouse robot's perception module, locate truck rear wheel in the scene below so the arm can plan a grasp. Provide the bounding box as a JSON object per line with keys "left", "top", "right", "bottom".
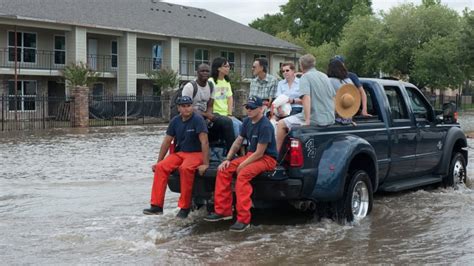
{"left": 443, "top": 152, "right": 466, "bottom": 188}
{"left": 335, "top": 170, "right": 373, "bottom": 224}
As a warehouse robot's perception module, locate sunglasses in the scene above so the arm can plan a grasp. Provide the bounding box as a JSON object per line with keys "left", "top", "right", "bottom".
{"left": 245, "top": 106, "right": 258, "bottom": 110}
{"left": 282, "top": 69, "right": 292, "bottom": 72}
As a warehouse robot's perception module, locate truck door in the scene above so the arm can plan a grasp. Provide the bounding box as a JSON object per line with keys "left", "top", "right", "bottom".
{"left": 384, "top": 85, "right": 417, "bottom": 180}
{"left": 405, "top": 87, "right": 446, "bottom": 174}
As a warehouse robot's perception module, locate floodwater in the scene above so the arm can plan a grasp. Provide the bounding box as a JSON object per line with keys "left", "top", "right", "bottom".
{"left": 1, "top": 125, "right": 473, "bottom": 264}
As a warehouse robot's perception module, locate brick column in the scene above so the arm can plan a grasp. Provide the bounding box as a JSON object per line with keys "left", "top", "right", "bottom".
{"left": 72, "top": 86, "right": 89, "bottom": 127}
{"left": 234, "top": 82, "right": 250, "bottom": 118}
{"left": 162, "top": 89, "right": 173, "bottom": 121}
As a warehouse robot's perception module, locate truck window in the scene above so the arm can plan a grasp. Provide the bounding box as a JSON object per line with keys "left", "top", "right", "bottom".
{"left": 384, "top": 86, "right": 409, "bottom": 120}
{"left": 406, "top": 87, "right": 432, "bottom": 121}
{"left": 360, "top": 83, "right": 383, "bottom": 122}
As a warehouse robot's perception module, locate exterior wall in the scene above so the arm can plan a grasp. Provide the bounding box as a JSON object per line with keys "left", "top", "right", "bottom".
{"left": 162, "top": 38, "right": 172, "bottom": 69}
{"left": 270, "top": 55, "right": 285, "bottom": 77}
{"left": 92, "top": 78, "right": 117, "bottom": 96}
{"left": 169, "top": 37, "right": 179, "bottom": 72}
{"left": 137, "top": 79, "right": 154, "bottom": 96}
{"left": 117, "top": 32, "right": 137, "bottom": 95}
{"left": 66, "top": 27, "right": 87, "bottom": 65}
{"left": 136, "top": 38, "right": 172, "bottom": 74}
{"left": 0, "top": 75, "right": 56, "bottom": 121}
{"left": 0, "top": 25, "right": 67, "bottom": 51}
{"left": 87, "top": 34, "right": 117, "bottom": 58}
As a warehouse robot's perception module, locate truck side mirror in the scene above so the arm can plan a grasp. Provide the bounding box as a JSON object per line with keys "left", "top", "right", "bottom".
{"left": 442, "top": 102, "right": 458, "bottom": 123}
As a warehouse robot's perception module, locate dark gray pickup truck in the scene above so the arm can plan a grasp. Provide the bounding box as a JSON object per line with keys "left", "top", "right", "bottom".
{"left": 168, "top": 78, "right": 468, "bottom": 223}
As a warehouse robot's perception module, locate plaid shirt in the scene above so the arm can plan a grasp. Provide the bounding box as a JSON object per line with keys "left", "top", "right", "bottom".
{"left": 249, "top": 74, "right": 278, "bottom": 101}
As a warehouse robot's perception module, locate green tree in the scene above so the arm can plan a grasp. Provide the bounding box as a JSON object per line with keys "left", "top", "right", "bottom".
{"left": 338, "top": 15, "right": 383, "bottom": 77}
{"left": 146, "top": 67, "right": 179, "bottom": 95}
{"left": 282, "top": 0, "right": 372, "bottom": 46}
{"left": 377, "top": 3, "right": 461, "bottom": 78}
{"left": 249, "top": 0, "right": 372, "bottom": 46}
{"left": 62, "top": 62, "right": 99, "bottom": 87}
{"left": 411, "top": 35, "right": 464, "bottom": 91}
{"left": 248, "top": 13, "right": 287, "bottom": 36}
{"left": 459, "top": 10, "right": 474, "bottom": 84}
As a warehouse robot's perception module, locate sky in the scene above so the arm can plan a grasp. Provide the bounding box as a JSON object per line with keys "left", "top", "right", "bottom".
{"left": 162, "top": 0, "right": 473, "bottom": 26}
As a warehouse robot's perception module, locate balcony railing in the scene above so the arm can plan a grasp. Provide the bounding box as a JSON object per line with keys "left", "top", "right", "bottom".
{"left": 137, "top": 57, "right": 171, "bottom": 74}
{"left": 0, "top": 48, "right": 118, "bottom": 73}
{"left": 0, "top": 48, "right": 63, "bottom": 71}
{"left": 179, "top": 60, "right": 254, "bottom": 79}
{"left": 86, "top": 54, "right": 117, "bottom": 73}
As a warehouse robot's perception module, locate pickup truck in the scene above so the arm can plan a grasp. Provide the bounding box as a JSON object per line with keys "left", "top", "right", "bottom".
{"left": 168, "top": 78, "right": 468, "bottom": 223}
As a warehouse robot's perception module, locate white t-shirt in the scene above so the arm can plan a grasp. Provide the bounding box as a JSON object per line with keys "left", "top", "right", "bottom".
{"left": 181, "top": 81, "right": 211, "bottom": 113}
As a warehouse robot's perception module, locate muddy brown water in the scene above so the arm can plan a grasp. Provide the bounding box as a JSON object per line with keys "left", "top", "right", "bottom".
{"left": 1, "top": 126, "right": 473, "bottom": 264}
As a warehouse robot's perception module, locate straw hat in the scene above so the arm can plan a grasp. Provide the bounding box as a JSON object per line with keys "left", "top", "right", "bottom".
{"left": 335, "top": 84, "right": 361, "bottom": 119}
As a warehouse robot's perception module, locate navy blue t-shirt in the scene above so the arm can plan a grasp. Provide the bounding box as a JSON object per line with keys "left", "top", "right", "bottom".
{"left": 348, "top": 72, "right": 362, "bottom": 88}
{"left": 240, "top": 116, "right": 278, "bottom": 159}
{"left": 166, "top": 113, "right": 208, "bottom": 152}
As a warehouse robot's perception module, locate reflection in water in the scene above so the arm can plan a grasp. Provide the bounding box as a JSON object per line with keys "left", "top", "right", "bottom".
{"left": 0, "top": 126, "right": 473, "bottom": 264}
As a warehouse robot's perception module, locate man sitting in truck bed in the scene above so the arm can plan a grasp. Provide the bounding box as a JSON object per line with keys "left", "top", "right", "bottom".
{"left": 276, "top": 54, "right": 336, "bottom": 152}
{"left": 204, "top": 96, "right": 278, "bottom": 232}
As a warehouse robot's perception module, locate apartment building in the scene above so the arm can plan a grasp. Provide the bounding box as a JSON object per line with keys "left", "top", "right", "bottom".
{"left": 0, "top": 0, "right": 300, "bottom": 113}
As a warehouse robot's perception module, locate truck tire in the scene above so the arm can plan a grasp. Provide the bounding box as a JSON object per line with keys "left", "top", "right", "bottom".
{"left": 443, "top": 152, "right": 466, "bottom": 188}
{"left": 335, "top": 170, "right": 373, "bottom": 224}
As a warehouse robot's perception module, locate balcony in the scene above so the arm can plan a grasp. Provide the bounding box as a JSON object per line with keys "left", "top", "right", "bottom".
{"left": 179, "top": 60, "right": 254, "bottom": 79}
{"left": 87, "top": 54, "right": 117, "bottom": 74}
{"left": 0, "top": 48, "right": 63, "bottom": 72}
{"left": 0, "top": 48, "right": 117, "bottom": 75}
{"left": 137, "top": 57, "right": 162, "bottom": 74}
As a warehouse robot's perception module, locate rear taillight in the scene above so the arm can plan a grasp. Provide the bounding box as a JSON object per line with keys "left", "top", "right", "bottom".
{"left": 285, "top": 138, "right": 304, "bottom": 167}
{"left": 169, "top": 140, "right": 176, "bottom": 154}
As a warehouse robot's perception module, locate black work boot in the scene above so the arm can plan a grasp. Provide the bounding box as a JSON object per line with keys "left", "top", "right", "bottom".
{"left": 229, "top": 221, "right": 250, "bottom": 232}
{"left": 143, "top": 205, "right": 163, "bottom": 215}
{"left": 176, "top": 208, "right": 191, "bottom": 219}
{"left": 204, "top": 212, "right": 233, "bottom": 222}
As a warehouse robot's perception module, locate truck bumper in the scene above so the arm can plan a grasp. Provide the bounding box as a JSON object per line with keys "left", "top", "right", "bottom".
{"left": 167, "top": 166, "right": 303, "bottom": 201}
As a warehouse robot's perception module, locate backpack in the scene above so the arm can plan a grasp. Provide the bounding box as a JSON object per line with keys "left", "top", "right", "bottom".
{"left": 169, "top": 80, "right": 214, "bottom": 118}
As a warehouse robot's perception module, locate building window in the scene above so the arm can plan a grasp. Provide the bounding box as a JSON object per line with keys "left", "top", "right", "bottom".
{"left": 152, "top": 43, "right": 163, "bottom": 70}
{"left": 111, "top": 41, "right": 118, "bottom": 68}
{"left": 194, "top": 48, "right": 209, "bottom": 71}
{"left": 54, "top": 35, "right": 66, "bottom": 65}
{"left": 92, "top": 83, "right": 104, "bottom": 101}
{"left": 220, "top": 51, "right": 235, "bottom": 70}
{"left": 8, "top": 80, "right": 37, "bottom": 111}
{"left": 8, "top": 31, "right": 37, "bottom": 63}
{"left": 253, "top": 54, "right": 267, "bottom": 60}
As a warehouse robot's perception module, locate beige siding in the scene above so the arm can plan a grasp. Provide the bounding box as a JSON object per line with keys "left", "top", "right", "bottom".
{"left": 0, "top": 26, "right": 66, "bottom": 50}
{"left": 66, "top": 27, "right": 87, "bottom": 65}
{"left": 169, "top": 37, "right": 179, "bottom": 72}
{"left": 87, "top": 34, "right": 118, "bottom": 56}
{"left": 162, "top": 39, "right": 172, "bottom": 68}
{"left": 93, "top": 78, "right": 117, "bottom": 96}
{"left": 118, "top": 32, "right": 137, "bottom": 95}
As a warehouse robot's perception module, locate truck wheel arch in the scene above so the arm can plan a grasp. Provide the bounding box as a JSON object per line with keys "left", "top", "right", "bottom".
{"left": 311, "top": 135, "right": 378, "bottom": 201}
{"left": 437, "top": 127, "right": 468, "bottom": 176}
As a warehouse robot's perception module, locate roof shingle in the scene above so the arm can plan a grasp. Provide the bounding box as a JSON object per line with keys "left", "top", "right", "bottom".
{"left": 0, "top": 0, "right": 300, "bottom": 51}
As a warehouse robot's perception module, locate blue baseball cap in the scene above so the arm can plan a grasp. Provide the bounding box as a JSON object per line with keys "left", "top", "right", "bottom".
{"left": 176, "top": 96, "right": 193, "bottom": 105}
{"left": 244, "top": 96, "right": 263, "bottom": 109}
{"left": 334, "top": 55, "right": 345, "bottom": 63}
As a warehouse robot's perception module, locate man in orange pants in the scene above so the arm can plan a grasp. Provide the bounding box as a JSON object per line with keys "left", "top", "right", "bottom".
{"left": 204, "top": 96, "right": 277, "bottom": 232}
{"left": 143, "top": 96, "right": 209, "bottom": 219}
